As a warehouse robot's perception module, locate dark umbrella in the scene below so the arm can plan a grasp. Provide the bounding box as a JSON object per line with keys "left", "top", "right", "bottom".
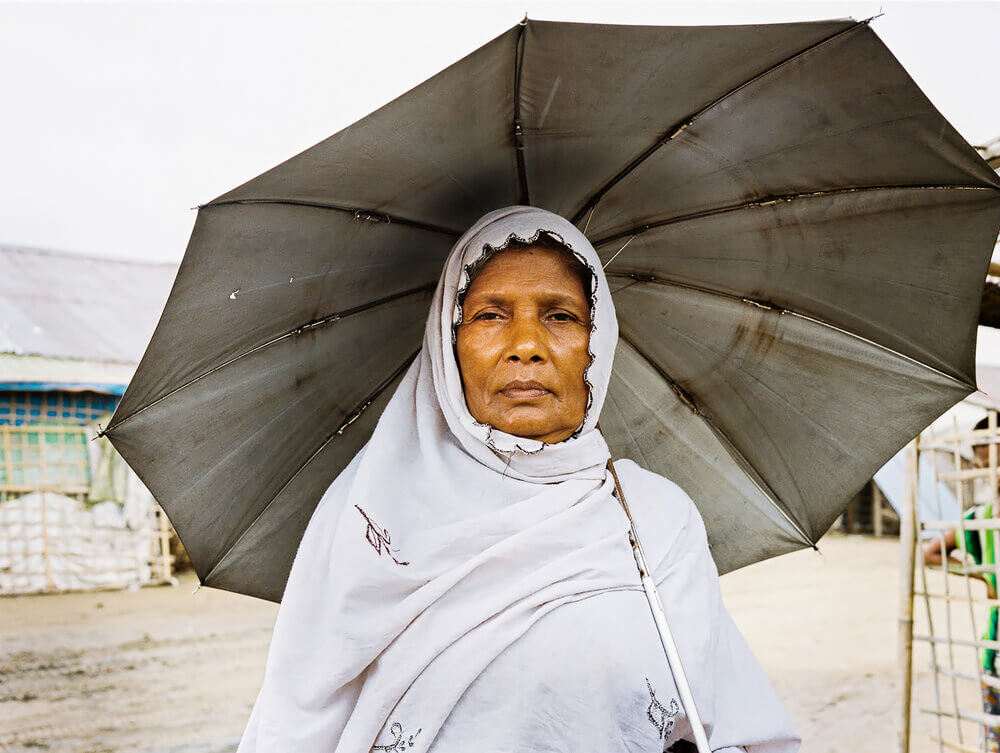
{"left": 104, "top": 16, "right": 1000, "bottom": 606}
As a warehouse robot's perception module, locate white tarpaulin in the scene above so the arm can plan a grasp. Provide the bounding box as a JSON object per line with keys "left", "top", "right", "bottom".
{"left": 0, "top": 489, "right": 158, "bottom": 594}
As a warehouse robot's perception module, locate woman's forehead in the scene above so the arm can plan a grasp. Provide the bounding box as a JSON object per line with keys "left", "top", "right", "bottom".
{"left": 464, "top": 246, "right": 591, "bottom": 300}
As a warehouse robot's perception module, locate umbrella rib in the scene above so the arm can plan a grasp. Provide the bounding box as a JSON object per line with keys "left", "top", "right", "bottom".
{"left": 101, "top": 283, "right": 434, "bottom": 437}
{"left": 569, "top": 17, "right": 874, "bottom": 226}
{"left": 591, "top": 184, "right": 1000, "bottom": 248}
{"left": 201, "top": 347, "right": 421, "bottom": 585}
{"left": 616, "top": 333, "right": 814, "bottom": 548}
{"left": 202, "top": 199, "right": 463, "bottom": 238}
{"left": 607, "top": 271, "right": 978, "bottom": 392}
{"left": 513, "top": 18, "right": 530, "bottom": 205}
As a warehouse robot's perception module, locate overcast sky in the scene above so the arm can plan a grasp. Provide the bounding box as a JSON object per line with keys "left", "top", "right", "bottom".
{"left": 2, "top": 0, "right": 999, "bottom": 361}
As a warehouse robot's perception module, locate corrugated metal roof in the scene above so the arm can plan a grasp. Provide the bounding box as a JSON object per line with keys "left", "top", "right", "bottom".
{"left": 0, "top": 246, "right": 177, "bottom": 363}
{"left": 0, "top": 353, "right": 135, "bottom": 387}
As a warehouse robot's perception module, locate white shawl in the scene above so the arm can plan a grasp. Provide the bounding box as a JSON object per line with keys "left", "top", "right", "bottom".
{"left": 237, "top": 206, "right": 800, "bottom": 753}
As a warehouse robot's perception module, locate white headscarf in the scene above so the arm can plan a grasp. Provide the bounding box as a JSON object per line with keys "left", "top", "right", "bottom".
{"left": 430, "top": 205, "right": 617, "bottom": 475}
{"left": 237, "top": 206, "right": 799, "bottom": 753}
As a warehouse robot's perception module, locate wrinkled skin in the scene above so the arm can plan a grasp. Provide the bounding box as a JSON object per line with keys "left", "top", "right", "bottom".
{"left": 456, "top": 246, "right": 592, "bottom": 444}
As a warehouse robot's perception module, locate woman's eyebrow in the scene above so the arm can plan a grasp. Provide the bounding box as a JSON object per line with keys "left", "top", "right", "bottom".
{"left": 538, "top": 292, "right": 590, "bottom": 309}
{"left": 465, "top": 293, "right": 513, "bottom": 307}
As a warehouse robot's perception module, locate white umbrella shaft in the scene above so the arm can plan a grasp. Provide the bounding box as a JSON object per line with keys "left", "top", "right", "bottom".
{"left": 607, "top": 460, "right": 712, "bottom": 753}
{"left": 628, "top": 531, "right": 713, "bottom": 753}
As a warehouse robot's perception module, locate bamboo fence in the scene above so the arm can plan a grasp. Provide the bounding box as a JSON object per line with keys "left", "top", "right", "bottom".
{"left": 0, "top": 423, "right": 173, "bottom": 595}
{"left": 900, "top": 409, "right": 1000, "bottom": 753}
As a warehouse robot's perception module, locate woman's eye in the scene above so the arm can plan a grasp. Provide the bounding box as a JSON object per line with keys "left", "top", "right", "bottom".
{"left": 474, "top": 311, "right": 503, "bottom": 321}
{"left": 548, "top": 312, "right": 576, "bottom": 322}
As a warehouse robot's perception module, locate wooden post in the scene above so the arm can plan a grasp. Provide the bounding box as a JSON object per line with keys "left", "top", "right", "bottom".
{"left": 157, "top": 505, "right": 172, "bottom": 582}
{"left": 898, "top": 437, "right": 919, "bottom": 753}
{"left": 952, "top": 416, "right": 967, "bottom": 513}
{"left": 37, "top": 432, "right": 54, "bottom": 592}
{"left": 39, "top": 490, "right": 53, "bottom": 591}
{"left": 989, "top": 410, "right": 998, "bottom": 507}
{"left": 874, "top": 481, "right": 884, "bottom": 538}
{"left": 1, "top": 426, "right": 11, "bottom": 488}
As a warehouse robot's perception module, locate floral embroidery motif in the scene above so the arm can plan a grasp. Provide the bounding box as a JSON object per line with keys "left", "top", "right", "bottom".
{"left": 373, "top": 721, "right": 422, "bottom": 751}
{"left": 355, "top": 505, "right": 408, "bottom": 566}
{"left": 646, "top": 677, "right": 680, "bottom": 740}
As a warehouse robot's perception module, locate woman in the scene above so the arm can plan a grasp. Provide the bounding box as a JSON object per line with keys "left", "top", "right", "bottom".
{"left": 237, "top": 206, "right": 800, "bottom": 752}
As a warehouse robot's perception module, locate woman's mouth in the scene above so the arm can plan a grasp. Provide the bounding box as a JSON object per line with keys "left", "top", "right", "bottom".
{"left": 500, "top": 380, "right": 550, "bottom": 400}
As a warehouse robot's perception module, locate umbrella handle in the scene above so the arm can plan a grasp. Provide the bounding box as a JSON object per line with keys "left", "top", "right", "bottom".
{"left": 607, "top": 458, "right": 713, "bottom": 753}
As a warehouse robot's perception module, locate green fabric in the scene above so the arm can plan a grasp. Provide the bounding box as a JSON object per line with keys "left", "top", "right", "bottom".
{"left": 85, "top": 413, "right": 127, "bottom": 507}
{"left": 960, "top": 503, "right": 998, "bottom": 671}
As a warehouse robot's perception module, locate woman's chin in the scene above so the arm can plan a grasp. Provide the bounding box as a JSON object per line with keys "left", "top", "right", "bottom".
{"left": 492, "top": 414, "right": 577, "bottom": 444}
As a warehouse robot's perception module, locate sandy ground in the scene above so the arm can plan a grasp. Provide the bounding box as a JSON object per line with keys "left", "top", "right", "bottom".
{"left": 0, "top": 531, "right": 983, "bottom": 753}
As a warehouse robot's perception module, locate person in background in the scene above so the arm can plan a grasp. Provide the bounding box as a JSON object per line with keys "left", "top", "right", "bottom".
{"left": 923, "top": 414, "right": 1000, "bottom": 752}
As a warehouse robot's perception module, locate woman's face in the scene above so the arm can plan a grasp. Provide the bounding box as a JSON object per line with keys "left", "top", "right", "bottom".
{"left": 456, "top": 246, "right": 592, "bottom": 444}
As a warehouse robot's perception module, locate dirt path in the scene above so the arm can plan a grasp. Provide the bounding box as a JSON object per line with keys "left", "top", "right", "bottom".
{"left": 0, "top": 533, "right": 974, "bottom": 752}
{"left": 0, "top": 575, "right": 276, "bottom": 753}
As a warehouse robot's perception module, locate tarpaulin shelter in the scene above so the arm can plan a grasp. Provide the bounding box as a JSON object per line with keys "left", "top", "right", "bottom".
{"left": 0, "top": 246, "right": 178, "bottom": 593}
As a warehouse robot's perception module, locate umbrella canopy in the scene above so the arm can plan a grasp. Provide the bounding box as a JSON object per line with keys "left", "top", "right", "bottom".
{"left": 104, "top": 17, "right": 1000, "bottom": 602}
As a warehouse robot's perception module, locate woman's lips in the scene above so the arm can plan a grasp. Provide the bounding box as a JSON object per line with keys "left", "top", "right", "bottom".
{"left": 500, "top": 381, "right": 550, "bottom": 400}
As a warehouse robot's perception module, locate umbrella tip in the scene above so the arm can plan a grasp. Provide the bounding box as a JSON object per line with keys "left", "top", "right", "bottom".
{"left": 864, "top": 8, "right": 885, "bottom": 24}
{"left": 520, "top": 12, "right": 528, "bottom": 25}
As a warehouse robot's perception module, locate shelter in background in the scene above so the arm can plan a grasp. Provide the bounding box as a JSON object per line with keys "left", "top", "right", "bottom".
{"left": 842, "top": 366, "right": 1000, "bottom": 538}
{"left": 980, "top": 136, "right": 1000, "bottom": 170}
{"left": 0, "top": 246, "right": 177, "bottom": 594}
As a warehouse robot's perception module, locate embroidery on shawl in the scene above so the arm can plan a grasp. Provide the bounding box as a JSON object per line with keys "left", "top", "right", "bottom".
{"left": 355, "top": 505, "right": 409, "bottom": 566}
{"left": 372, "top": 721, "right": 422, "bottom": 751}
{"left": 645, "top": 677, "right": 680, "bottom": 741}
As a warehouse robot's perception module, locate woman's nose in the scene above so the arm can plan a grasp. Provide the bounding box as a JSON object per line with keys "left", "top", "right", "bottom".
{"left": 505, "top": 315, "right": 548, "bottom": 363}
